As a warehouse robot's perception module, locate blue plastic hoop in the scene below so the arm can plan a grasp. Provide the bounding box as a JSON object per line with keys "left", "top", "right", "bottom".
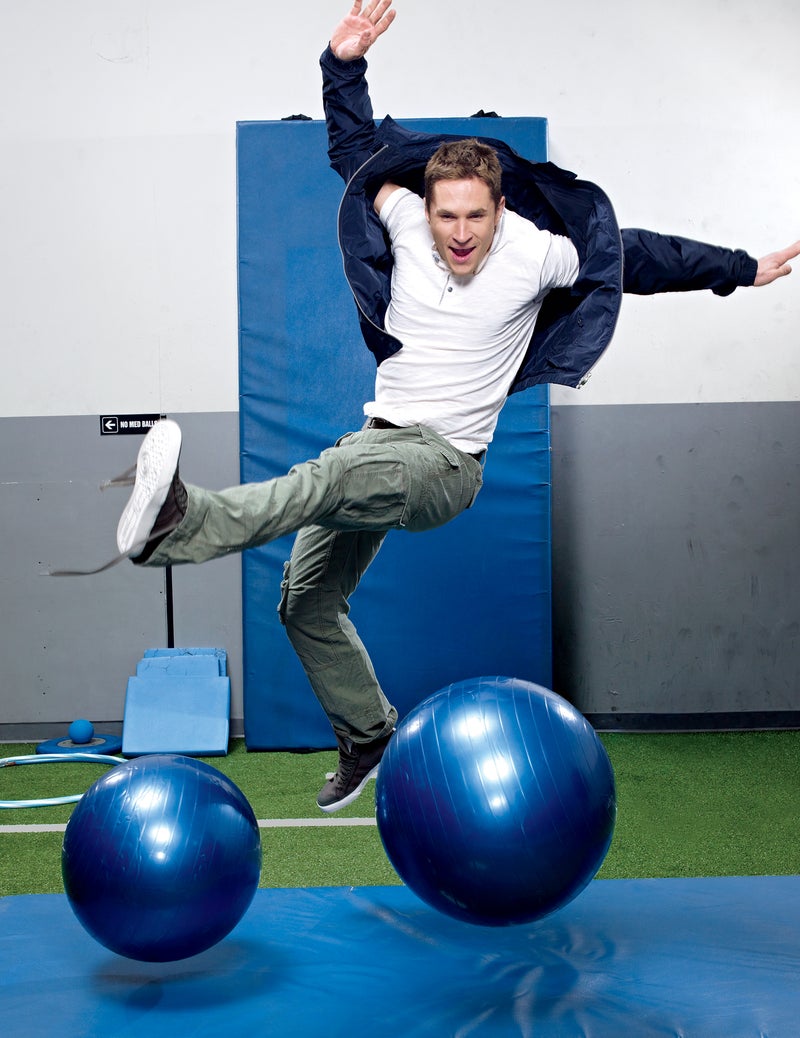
{"left": 0, "top": 753, "right": 124, "bottom": 808}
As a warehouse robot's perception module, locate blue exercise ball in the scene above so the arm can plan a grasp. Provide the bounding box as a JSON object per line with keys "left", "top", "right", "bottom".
{"left": 62, "top": 754, "right": 262, "bottom": 961}
{"left": 375, "top": 676, "right": 616, "bottom": 927}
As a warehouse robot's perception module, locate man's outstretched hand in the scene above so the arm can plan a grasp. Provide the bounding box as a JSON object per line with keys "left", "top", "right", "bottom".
{"left": 330, "top": 0, "right": 396, "bottom": 62}
{"left": 754, "top": 240, "right": 800, "bottom": 287}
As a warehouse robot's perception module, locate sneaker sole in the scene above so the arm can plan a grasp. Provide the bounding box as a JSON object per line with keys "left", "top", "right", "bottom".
{"left": 316, "top": 763, "right": 381, "bottom": 815}
{"left": 116, "top": 420, "right": 182, "bottom": 556}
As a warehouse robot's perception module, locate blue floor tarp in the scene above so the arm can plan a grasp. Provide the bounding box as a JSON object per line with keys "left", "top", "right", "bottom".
{"left": 2, "top": 877, "right": 798, "bottom": 1036}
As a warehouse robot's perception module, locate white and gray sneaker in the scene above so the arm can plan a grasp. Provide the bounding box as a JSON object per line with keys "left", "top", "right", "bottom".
{"left": 317, "top": 729, "right": 395, "bottom": 814}
{"left": 46, "top": 419, "right": 186, "bottom": 577}
{"left": 115, "top": 419, "right": 186, "bottom": 560}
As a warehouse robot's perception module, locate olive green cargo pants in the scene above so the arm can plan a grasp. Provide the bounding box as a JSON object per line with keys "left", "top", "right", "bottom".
{"left": 143, "top": 424, "right": 483, "bottom": 743}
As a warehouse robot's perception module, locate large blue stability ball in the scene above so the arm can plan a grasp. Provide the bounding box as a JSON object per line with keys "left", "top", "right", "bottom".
{"left": 62, "top": 754, "right": 262, "bottom": 962}
{"left": 375, "top": 676, "right": 616, "bottom": 927}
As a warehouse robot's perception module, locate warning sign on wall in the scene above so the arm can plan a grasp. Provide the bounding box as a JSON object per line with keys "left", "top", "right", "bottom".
{"left": 100, "top": 414, "right": 166, "bottom": 436}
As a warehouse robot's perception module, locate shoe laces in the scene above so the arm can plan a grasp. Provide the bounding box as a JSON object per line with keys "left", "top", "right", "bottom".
{"left": 47, "top": 460, "right": 186, "bottom": 577}
{"left": 332, "top": 740, "right": 359, "bottom": 788}
{"left": 44, "top": 520, "right": 183, "bottom": 577}
{"left": 99, "top": 463, "right": 137, "bottom": 491}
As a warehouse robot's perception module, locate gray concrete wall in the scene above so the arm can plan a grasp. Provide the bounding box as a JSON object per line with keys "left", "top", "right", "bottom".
{"left": 0, "top": 412, "right": 242, "bottom": 741}
{"left": 551, "top": 401, "right": 800, "bottom": 727}
{"left": 2, "top": 401, "right": 798, "bottom": 740}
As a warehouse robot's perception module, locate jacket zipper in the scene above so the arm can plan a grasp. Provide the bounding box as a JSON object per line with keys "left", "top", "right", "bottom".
{"left": 335, "top": 144, "right": 394, "bottom": 338}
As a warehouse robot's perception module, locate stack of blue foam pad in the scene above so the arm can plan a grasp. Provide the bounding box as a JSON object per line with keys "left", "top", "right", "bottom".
{"left": 122, "top": 648, "right": 230, "bottom": 757}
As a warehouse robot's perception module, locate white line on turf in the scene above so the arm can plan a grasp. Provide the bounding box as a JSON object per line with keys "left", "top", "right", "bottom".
{"left": 259, "top": 817, "right": 377, "bottom": 828}
{"left": 0, "top": 817, "right": 377, "bottom": 834}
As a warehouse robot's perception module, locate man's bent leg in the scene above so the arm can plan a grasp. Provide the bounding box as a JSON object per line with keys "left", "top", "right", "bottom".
{"left": 280, "top": 524, "right": 397, "bottom": 813}
{"left": 279, "top": 524, "right": 396, "bottom": 742}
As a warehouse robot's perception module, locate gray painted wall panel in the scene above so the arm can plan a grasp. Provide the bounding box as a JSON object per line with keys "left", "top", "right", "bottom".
{"left": 0, "top": 413, "right": 242, "bottom": 741}
{"left": 3, "top": 402, "right": 798, "bottom": 739}
{"left": 551, "top": 401, "right": 800, "bottom": 720}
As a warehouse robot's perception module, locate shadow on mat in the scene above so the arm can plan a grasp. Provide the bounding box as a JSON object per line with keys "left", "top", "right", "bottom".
{"left": 90, "top": 937, "right": 285, "bottom": 1011}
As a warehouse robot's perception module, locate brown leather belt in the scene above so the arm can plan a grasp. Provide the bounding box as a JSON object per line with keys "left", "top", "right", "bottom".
{"left": 366, "top": 417, "right": 485, "bottom": 462}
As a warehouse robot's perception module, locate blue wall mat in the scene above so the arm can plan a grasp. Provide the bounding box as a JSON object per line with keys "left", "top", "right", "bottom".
{"left": 238, "top": 117, "right": 551, "bottom": 749}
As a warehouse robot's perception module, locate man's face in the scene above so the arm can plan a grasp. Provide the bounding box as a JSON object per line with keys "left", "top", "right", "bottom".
{"left": 425, "top": 177, "right": 505, "bottom": 276}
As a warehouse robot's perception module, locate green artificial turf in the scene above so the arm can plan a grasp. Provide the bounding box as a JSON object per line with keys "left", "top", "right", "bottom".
{"left": 599, "top": 731, "right": 800, "bottom": 879}
{"left": 1, "top": 731, "right": 798, "bottom": 897}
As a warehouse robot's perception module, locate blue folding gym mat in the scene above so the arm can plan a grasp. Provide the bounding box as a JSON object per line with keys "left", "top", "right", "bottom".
{"left": 237, "top": 116, "right": 553, "bottom": 749}
{"left": 2, "top": 877, "right": 798, "bottom": 1036}
{"left": 122, "top": 648, "right": 230, "bottom": 756}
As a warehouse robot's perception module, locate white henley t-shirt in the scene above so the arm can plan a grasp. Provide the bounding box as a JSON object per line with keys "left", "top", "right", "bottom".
{"left": 364, "top": 187, "right": 580, "bottom": 454}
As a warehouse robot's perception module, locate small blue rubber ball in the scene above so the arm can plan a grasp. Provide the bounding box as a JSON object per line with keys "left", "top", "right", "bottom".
{"left": 68, "top": 719, "right": 94, "bottom": 744}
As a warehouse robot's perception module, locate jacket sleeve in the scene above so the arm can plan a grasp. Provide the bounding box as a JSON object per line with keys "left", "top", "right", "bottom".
{"left": 320, "top": 46, "right": 378, "bottom": 184}
{"left": 621, "top": 228, "right": 758, "bottom": 297}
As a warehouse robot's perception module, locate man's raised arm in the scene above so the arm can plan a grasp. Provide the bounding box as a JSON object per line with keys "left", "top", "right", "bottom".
{"left": 321, "top": 0, "right": 397, "bottom": 183}
{"left": 621, "top": 229, "right": 799, "bottom": 297}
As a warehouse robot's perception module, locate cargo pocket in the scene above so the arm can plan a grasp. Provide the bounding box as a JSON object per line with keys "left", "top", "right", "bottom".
{"left": 405, "top": 435, "right": 481, "bottom": 533}
{"left": 277, "top": 559, "right": 291, "bottom": 625}
{"left": 465, "top": 459, "right": 484, "bottom": 509}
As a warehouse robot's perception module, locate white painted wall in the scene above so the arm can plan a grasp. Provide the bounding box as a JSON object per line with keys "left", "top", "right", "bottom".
{"left": 1, "top": 0, "right": 798, "bottom": 416}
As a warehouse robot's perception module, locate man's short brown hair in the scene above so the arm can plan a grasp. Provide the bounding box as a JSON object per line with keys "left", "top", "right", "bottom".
{"left": 424, "top": 139, "right": 503, "bottom": 209}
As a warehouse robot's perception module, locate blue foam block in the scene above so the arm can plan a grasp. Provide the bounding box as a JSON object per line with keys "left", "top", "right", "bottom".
{"left": 136, "top": 655, "right": 222, "bottom": 677}
{"left": 122, "top": 674, "right": 231, "bottom": 756}
{"left": 142, "top": 647, "right": 228, "bottom": 676}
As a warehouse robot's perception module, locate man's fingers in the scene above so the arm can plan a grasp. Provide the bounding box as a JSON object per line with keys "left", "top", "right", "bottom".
{"left": 779, "top": 240, "right": 800, "bottom": 265}
{"left": 363, "top": 0, "right": 391, "bottom": 21}
{"left": 364, "top": 0, "right": 395, "bottom": 31}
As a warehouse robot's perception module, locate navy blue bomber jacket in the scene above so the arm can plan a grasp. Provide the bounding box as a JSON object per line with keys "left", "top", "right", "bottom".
{"left": 320, "top": 47, "right": 758, "bottom": 393}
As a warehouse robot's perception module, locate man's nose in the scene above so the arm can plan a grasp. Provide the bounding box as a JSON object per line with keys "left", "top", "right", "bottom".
{"left": 453, "top": 220, "right": 471, "bottom": 242}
